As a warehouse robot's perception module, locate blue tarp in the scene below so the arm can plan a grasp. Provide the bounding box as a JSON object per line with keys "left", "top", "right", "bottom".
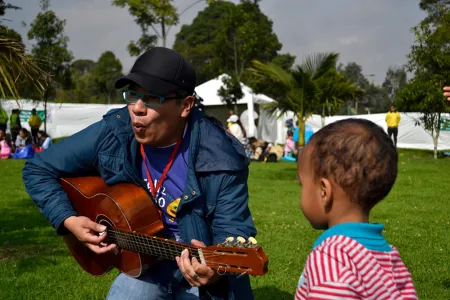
{"left": 293, "top": 125, "right": 314, "bottom": 145}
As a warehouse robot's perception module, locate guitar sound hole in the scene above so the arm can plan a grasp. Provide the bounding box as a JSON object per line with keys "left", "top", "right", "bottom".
{"left": 96, "top": 215, "right": 114, "bottom": 228}
{"left": 95, "top": 215, "right": 122, "bottom": 254}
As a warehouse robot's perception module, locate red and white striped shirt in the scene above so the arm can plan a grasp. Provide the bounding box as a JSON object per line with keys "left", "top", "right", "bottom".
{"left": 296, "top": 235, "right": 418, "bottom": 300}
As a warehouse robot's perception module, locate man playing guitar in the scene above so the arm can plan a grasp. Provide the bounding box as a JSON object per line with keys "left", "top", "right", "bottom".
{"left": 22, "top": 47, "right": 257, "bottom": 300}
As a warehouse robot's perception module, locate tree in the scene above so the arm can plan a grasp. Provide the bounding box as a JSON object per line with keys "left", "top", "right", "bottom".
{"left": 382, "top": 66, "right": 407, "bottom": 102}
{"left": 315, "top": 70, "right": 363, "bottom": 127}
{"left": 173, "top": 0, "right": 294, "bottom": 110}
{"left": 0, "top": 0, "right": 21, "bottom": 24}
{"left": 93, "top": 51, "right": 123, "bottom": 104}
{"left": 71, "top": 59, "right": 95, "bottom": 75}
{"left": 249, "top": 52, "right": 350, "bottom": 147}
{"left": 0, "top": 2, "right": 50, "bottom": 102}
{"left": 339, "top": 62, "right": 370, "bottom": 89}
{"left": 112, "top": 0, "right": 178, "bottom": 54}
{"left": 338, "top": 62, "right": 372, "bottom": 114}
{"left": 27, "top": 3, "right": 73, "bottom": 130}
{"left": 0, "top": 35, "right": 50, "bottom": 101}
{"left": 173, "top": 1, "right": 236, "bottom": 84}
{"left": 397, "top": 77, "right": 447, "bottom": 159}
{"left": 363, "top": 83, "right": 390, "bottom": 114}
{"left": 419, "top": 0, "right": 450, "bottom": 22}
{"left": 398, "top": 5, "right": 450, "bottom": 159}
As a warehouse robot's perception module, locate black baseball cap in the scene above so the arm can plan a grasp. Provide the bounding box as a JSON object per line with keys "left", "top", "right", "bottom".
{"left": 115, "top": 47, "right": 196, "bottom": 96}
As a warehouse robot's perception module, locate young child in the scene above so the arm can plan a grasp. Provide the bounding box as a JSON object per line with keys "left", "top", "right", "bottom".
{"left": 295, "top": 118, "right": 417, "bottom": 299}
{"left": 284, "top": 132, "right": 297, "bottom": 158}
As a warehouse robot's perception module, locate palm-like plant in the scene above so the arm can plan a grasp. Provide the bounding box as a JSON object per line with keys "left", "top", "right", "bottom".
{"left": 0, "top": 35, "right": 50, "bottom": 102}
{"left": 249, "top": 52, "right": 348, "bottom": 146}
{"left": 316, "top": 70, "right": 364, "bottom": 127}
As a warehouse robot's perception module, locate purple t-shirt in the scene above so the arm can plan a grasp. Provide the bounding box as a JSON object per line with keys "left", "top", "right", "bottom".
{"left": 141, "top": 125, "right": 190, "bottom": 242}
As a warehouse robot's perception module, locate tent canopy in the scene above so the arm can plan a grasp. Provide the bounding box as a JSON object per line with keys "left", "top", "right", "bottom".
{"left": 195, "top": 74, "right": 275, "bottom": 138}
{"left": 195, "top": 74, "right": 274, "bottom": 106}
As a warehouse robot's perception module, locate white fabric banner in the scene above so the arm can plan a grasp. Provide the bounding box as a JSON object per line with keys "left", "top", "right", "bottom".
{"left": 1, "top": 100, "right": 449, "bottom": 150}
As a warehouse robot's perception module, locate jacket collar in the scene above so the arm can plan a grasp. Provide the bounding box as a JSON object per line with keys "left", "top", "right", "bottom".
{"left": 102, "top": 106, "right": 249, "bottom": 174}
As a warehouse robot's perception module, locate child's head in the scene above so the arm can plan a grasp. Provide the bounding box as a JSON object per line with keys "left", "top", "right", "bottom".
{"left": 297, "top": 118, "right": 398, "bottom": 229}
{"left": 19, "top": 128, "right": 29, "bottom": 138}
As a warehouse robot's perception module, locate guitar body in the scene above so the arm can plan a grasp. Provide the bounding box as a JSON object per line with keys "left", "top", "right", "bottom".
{"left": 60, "top": 177, "right": 164, "bottom": 277}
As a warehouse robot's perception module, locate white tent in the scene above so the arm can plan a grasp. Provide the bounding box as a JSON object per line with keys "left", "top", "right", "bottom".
{"left": 195, "top": 74, "right": 275, "bottom": 137}
{"left": 2, "top": 100, "right": 449, "bottom": 151}
{"left": 0, "top": 99, "right": 123, "bottom": 138}
{"left": 258, "top": 110, "right": 450, "bottom": 150}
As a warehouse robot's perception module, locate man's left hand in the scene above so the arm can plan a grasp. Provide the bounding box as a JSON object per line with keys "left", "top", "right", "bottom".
{"left": 176, "top": 239, "right": 221, "bottom": 287}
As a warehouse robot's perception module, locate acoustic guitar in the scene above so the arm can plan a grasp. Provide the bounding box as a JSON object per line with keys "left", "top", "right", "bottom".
{"left": 60, "top": 176, "right": 269, "bottom": 278}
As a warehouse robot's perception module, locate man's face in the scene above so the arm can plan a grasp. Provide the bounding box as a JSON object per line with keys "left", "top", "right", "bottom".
{"left": 390, "top": 106, "right": 396, "bottom": 112}
{"left": 127, "top": 86, "right": 193, "bottom": 146}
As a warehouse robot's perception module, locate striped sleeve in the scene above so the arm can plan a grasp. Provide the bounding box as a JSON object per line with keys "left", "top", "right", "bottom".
{"left": 295, "top": 248, "right": 361, "bottom": 300}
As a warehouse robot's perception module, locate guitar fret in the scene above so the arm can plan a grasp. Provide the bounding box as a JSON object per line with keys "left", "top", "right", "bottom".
{"left": 109, "top": 229, "right": 203, "bottom": 266}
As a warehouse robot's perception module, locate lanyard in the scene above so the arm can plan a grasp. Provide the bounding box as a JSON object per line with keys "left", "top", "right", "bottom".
{"left": 140, "top": 138, "right": 182, "bottom": 199}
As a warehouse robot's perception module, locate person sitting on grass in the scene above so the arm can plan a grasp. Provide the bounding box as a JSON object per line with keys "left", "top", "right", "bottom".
{"left": 0, "top": 128, "right": 12, "bottom": 159}
{"left": 284, "top": 132, "right": 297, "bottom": 158}
{"left": 295, "top": 118, "right": 417, "bottom": 300}
{"left": 15, "top": 128, "right": 32, "bottom": 149}
{"left": 36, "top": 131, "right": 52, "bottom": 151}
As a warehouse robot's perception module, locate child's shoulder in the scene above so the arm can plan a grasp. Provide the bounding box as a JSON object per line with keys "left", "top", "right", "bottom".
{"left": 309, "top": 235, "right": 406, "bottom": 270}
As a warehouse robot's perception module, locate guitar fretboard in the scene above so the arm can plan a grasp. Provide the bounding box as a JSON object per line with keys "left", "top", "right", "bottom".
{"left": 105, "top": 228, "right": 201, "bottom": 261}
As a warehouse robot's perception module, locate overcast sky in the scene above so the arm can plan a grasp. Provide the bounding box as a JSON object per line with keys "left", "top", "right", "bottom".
{"left": 7, "top": 0, "right": 427, "bottom": 85}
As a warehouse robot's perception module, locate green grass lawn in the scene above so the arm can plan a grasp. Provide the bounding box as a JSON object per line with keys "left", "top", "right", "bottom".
{"left": 1, "top": 151, "right": 450, "bottom": 299}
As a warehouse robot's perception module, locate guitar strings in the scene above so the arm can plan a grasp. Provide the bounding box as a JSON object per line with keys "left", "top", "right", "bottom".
{"left": 105, "top": 230, "right": 257, "bottom": 273}
{"left": 105, "top": 229, "right": 249, "bottom": 259}
{"left": 106, "top": 230, "right": 225, "bottom": 259}
{"left": 106, "top": 228, "right": 247, "bottom": 256}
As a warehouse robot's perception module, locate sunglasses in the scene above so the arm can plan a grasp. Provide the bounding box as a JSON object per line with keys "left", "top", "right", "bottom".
{"left": 122, "top": 89, "right": 183, "bottom": 107}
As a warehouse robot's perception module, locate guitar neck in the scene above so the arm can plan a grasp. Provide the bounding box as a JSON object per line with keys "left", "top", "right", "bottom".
{"left": 106, "top": 228, "right": 203, "bottom": 262}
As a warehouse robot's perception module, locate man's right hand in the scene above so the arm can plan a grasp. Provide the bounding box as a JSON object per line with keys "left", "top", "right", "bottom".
{"left": 444, "top": 86, "right": 450, "bottom": 101}
{"left": 63, "top": 216, "right": 118, "bottom": 254}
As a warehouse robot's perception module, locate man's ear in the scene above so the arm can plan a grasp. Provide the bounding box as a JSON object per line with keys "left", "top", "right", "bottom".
{"left": 181, "top": 96, "right": 195, "bottom": 118}
{"left": 320, "top": 178, "right": 333, "bottom": 211}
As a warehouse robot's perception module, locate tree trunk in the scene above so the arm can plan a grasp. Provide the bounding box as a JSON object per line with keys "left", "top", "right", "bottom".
{"left": 44, "top": 97, "right": 47, "bottom": 132}
{"left": 433, "top": 135, "right": 438, "bottom": 159}
{"left": 321, "top": 104, "right": 325, "bottom": 127}
{"left": 233, "top": 34, "right": 238, "bottom": 78}
{"left": 161, "top": 19, "right": 166, "bottom": 47}
{"left": 297, "top": 117, "right": 305, "bottom": 147}
{"left": 433, "top": 112, "right": 441, "bottom": 160}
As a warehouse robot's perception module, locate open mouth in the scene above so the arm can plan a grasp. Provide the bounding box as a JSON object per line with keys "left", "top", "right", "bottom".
{"left": 132, "top": 122, "right": 147, "bottom": 134}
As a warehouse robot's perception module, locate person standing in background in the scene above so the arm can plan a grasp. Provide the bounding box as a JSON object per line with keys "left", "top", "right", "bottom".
{"left": 28, "top": 109, "right": 42, "bottom": 144}
{"left": 385, "top": 105, "right": 401, "bottom": 147}
{"left": 0, "top": 106, "right": 8, "bottom": 132}
{"left": 9, "top": 109, "right": 22, "bottom": 143}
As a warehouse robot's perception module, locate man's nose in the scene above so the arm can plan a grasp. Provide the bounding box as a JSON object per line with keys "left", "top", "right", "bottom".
{"left": 132, "top": 99, "right": 147, "bottom": 116}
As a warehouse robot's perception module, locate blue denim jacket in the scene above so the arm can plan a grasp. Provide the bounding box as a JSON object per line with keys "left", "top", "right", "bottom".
{"left": 22, "top": 107, "right": 257, "bottom": 300}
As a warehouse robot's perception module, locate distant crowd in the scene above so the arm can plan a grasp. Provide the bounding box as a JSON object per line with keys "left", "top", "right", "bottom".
{"left": 0, "top": 107, "right": 52, "bottom": 160}
{"left": 225, "top": 110, "right": 314, "bottom": 163}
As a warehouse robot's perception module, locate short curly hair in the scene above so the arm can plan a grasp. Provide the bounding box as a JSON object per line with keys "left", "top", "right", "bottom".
{"left": 308, "top": 118, "right": 398, "bottom": 212}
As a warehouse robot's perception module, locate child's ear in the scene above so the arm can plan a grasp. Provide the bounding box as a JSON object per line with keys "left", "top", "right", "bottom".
{"left": 320, "top": 178, "right": 333, "bottom": 210}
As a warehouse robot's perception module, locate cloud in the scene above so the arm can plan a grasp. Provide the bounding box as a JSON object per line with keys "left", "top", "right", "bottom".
{"left": 8, "top": 0, "right": 427, "bottom": 84}
{"left": 339, "top": 36, "right": 360, "bottom": 46}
